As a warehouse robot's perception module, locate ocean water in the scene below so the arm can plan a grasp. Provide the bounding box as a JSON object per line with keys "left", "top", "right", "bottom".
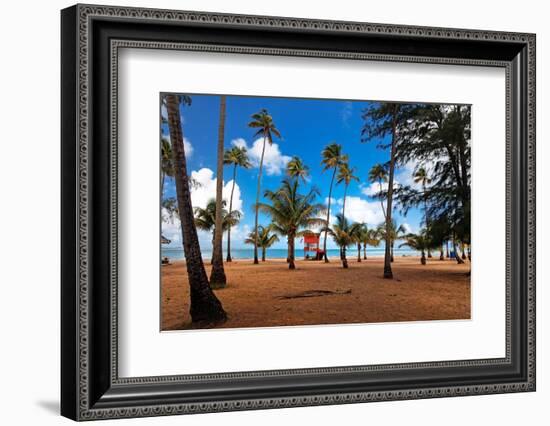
{"left": 161, "top": 247, "right": 421, "bottom": 261}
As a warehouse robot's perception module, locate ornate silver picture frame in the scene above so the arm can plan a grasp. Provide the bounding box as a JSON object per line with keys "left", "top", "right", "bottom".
{"left": 61, "top": 4, "right": 535, "bottom": 421}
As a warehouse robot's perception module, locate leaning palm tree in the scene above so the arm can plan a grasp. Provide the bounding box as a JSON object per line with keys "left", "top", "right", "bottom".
{"left": 164, "top": 94, "right": 226, "bottom": 323}
{"left": 210, "top": 95, "right": 228, "bottom": 287}
{"left": 368, "top": 163, "right": 388, "bottom": 219}
{"left": 399, "top": 231, "right": 430, "bottom": 265}
{"left": 321, "top": 143, "right": 348, "bottom": 263}
{"left": 161, "top": 137, "right": 174, "bottom": 197}
{"left": 248, "top": 109, "right": 281, "bottom": 265}
{"left": 322, "top": 214, "right": 361, "bottom": 269}
{"left": 413, "top": 166, "right": 433, "bottom": 258}
{"left": 223, "top": 146, "right": 251, "bottom": 262}
{"left": 244, "top": 224, "right": 280, "bottom": 262}
{"left": 286, "top": 156, "right": 309, "bottom": 182}
{"left": 258, "top": 178, "right": 325, "bottom": 270}
{"left": 194, "top": 199, "right": 241, "bottom": 268}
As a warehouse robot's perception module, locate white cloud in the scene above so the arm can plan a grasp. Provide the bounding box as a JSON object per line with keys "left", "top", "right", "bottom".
{"left": 230, "top": 137, "right": 291, "bottom": 176}
{"left": 231, "top": 138, "right": 247, "bottom": 149}
{"left": 162, "top": 135, "right": 193, "bottom": 158}
{"left": 324, "top": 197, "right": 337, "bottom": 206}
{"left": 161, "top": 167, "right": 245, "bottom": 251}
{"left": 189, "top": 168, "right": 243, "bottom": 213}
{"left": 395, "top": 159, "right": 438, "bottom": 190}
{"left": 183, "top": 139, "right": 193, "bottom": 157}
{"left": 335, "top": 196, "right": 385, "bottom": 226}
{"left": 341, "top": 101, "right": 353, "bottom": 126}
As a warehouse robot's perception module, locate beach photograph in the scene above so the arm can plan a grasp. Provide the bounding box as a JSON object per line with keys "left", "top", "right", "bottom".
{"left": 160, "top": 93, "right": 471, "bottom": 330}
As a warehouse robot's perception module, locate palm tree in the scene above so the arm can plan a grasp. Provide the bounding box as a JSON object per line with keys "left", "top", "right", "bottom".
{"left": 248, "top": 109, "right": 281, "bottom": 265}
{"left": 363, "top": 228, "right": 381, "bottom": 260}
{"left": 368, "top": 163, "right": 388, "bottom": 219}
{"left": 354, "top": 224, "right": 368, "bottom": 262}
{"left": 164, "top": 94, "right": 226, "bottom": 323}
{"left": 244, "top": 224, "right": 280, "bottom": 262}
{"left": 223, "top": 146, "right": 251, "bottom": 262}
{"left": 336, "top": 162, "right": 358, "bottom": 260}
{"left": 210, "top": 95, "right": 228, "bottom": 287}
{"left": 336, "top": 162, "right": 359, "bottom": 222}
{"left": 321, "top": 143, "right": 348, "bottom": 263}
{"left": 413, "top": 166, "right": 433, "bottom": 258}
{"left": 161, "top": 137, "right": 174, "bottom": 197}
{"left": 399, "top": 232, "right": 430, "bottom": 265}
{"left": 258, "top": 179, "right": 325, "bottom": 270}
{"left": 194, "top": 199, "right": 241, "bottom": 267}
{"left": 362, "top": 103, "right": 412, "bottom": 278}
{"left": 377, "top": 220, "right": 407, "bottom": 262}
{"left": 323, "top": 214, "right": 361, "bottom": 269}
{"left": 286, "top": 156, "right": 309, "bottom": 182}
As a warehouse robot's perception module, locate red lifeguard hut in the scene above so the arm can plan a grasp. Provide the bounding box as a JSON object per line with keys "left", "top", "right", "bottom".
{"left": 302, "top": 232, "right": 324, "bottom": 260}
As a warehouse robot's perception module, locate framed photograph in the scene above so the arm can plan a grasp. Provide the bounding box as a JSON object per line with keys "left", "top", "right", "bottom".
{"left": 61, "top": 4, "right": 536, "bottom": 421}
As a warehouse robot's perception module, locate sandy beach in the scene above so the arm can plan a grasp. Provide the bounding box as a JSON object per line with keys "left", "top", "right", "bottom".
{"left": 161, "top": 256, "right": 470, "bottom": 330}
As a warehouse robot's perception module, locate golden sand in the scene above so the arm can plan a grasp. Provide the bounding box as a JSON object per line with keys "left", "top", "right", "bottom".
{"left": 161, "top": 256, "right": 470, "bottom": 330}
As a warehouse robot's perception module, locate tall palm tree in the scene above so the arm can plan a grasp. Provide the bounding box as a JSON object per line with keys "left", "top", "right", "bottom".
{"left": 244, "top": 224, "right": 280, "bottom": 262}
{"left": 248, "top": 109, "right": 281, "bottom": 265}
{"left": 336, "top": 162, "right": 359, "bottom": 259}
{"left": 323, "top": 214, "right": 361, "bottom": 269}
{"left": 368, "top": 163, "right": 387, "bottom": 219}
{"left": 258, "top": 179, "right": 324, "bottom": 270}
{"left": 321, "top": 143, "right": 348, "bottom": 263}
{"left": 399, "top": 231, "right": 430, "bottom": 265}
{"left": 413, "top": 166, "right": 433, "bottom": 258}
{"left": 161, "top": 137, "right": 174, "bottom": 197}
{"left": 286, "top": 156, "right": 309, "bottom": 182}
{"left": 194, "top": 199, "right": 241, "bottom": 266}
{"left": 164, "top": 94, "right": 226, "bottom": 323}
{"left": 362, "top": 103, "right": 410, "bottom": 278}
{"left": 336, "top": 162, "right": 359, "bottom": 222}
{"left": 223, "top": 146, "right": 251, "bottom": 262}
{"left": 210, "top": 95, "right": 227, "bottom": 287}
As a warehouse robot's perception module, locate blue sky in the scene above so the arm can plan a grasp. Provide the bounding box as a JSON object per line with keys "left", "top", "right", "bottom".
{"left": 161, "top": 94, "right": 425, "bottom": 251}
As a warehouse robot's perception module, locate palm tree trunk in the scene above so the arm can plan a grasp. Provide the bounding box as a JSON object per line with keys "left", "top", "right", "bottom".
{"left": 226, "top": 164, "right": 237, "bottom": 262}
{"left": 161, "top": 171, "right": 165, "bottom": 198}
{"left": 378, "top": 178, "right": 387, "bottom": 220}
{"left": 452, "top": 234, "right": 465, "bottom": 264}
{"left": 165, "top": 94, "right": 226, "bottom": 324}
{"left": 468, "top": 245, "right": 471, "bottom": 261}
{"left": 363, "top": 244, "right": 367, "bottom": 260}
{"left": 461, "top": 242, "right": 466, "bottom": 260}
{"left": 440, "top": 246, "right": 444, "bottom": 260}
{"left": 421, "top": 249, "right": 426, "bottom": 265}
{"left": 210, "top": 95, "right": 227, "bottom": 287}
{"left": 390, "top": 241, "right": 395, "bottom": 262}
{"left": 383, "top": 106, "right": 398, "bottom": 279}
{"left": 424, "top": 183, "right": 432, "bottom": 258}
{"left": 342, "top": 249, "right": 348, "bottom": 268}
{"left": 323, "top": 167, "right": 337, "bottom": 263}
{"left": 262, "top": 247, "right": 266, "bottom": 262}
{"left": 253, "top": 136, "right": 267, "bottom": 265}
{"left": 446, "top": 240, "right": 450, "bottom": 258}
{"left": 289, "top": 234, "right": 296, "bottom": 270}
{"left": 357, "top": 243, "right": 361, "bottom": 262}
